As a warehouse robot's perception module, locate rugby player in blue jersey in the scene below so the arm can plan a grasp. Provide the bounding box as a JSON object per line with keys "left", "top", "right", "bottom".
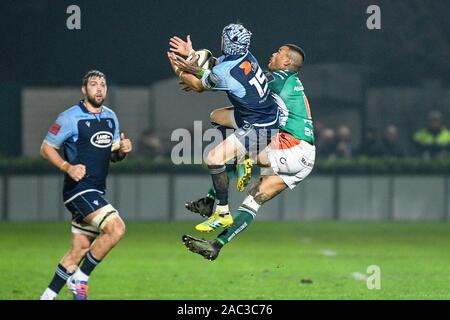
{"left": 168, "top": 23, "right": 283, "bottom": 235}
{"left": 171, "top": 42, "right": 316, "bottom": 261}
{"left": 39, "top": 70, "right": 132, "bottom": 300}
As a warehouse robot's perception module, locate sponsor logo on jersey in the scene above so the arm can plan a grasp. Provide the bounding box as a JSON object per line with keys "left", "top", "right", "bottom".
{"left": 301, "top": 157, "right": 314, "bottom": 168}
{"left": 90, "top": 131, "right": 113, "bottom": 148}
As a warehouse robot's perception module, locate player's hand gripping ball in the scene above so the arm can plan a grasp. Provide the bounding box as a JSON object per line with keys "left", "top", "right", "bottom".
{"left": 187, "top": 49, "right": 215, "bottom": 70}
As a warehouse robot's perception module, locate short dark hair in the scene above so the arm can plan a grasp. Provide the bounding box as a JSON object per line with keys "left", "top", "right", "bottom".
{"left": 285, "top": 44, "right": 306, "bottom": 67}
{"left": 82, "top": 70, "right": 106, "bottom": 86}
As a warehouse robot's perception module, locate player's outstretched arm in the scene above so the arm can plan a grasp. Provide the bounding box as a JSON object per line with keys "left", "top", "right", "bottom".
{"left": 40, "top": 142, "right": 86, "bottom": 182}
{"left": 167, "top": 52, "right": 205, "bottom": 92}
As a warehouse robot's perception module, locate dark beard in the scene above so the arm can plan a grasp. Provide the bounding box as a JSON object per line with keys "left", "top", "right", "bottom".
{"left": 86, "top": 95, "right": 104, "bottom": 109}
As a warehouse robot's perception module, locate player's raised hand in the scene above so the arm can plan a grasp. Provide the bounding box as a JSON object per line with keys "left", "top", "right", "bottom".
{"left": 119, "top": 132, "right": 132, "bottom": 154}
{"left": 169, "top": 35, "right": 194, "bottom": 57}
{"left": 167, "top": 51, "right": 181, "bottom": 75}
{"left": 67, "top": 164, "right": 86, "bottom": 182}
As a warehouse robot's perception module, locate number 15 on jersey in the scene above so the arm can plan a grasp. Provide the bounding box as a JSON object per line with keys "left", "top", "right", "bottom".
{"left": 249, "top": 67, "right": 269, "bottom": 98}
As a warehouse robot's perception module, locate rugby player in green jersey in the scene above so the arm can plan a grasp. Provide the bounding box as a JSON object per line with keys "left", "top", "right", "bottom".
{"left": 171, "top": 39, "right": 316, "bottom": 260}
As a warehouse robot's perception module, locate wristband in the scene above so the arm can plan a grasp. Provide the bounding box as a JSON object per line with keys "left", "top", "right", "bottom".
{"left": 199, "top": 68, "right": 205, "bottom": 77}
{"left": 60, "top": 161, "right": 70, "bottom": 172}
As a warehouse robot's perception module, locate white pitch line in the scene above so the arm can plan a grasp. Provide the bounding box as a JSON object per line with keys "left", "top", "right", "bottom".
{"left": 351, "top": 272, "right": 368, "bottom": 281}
{"left": 300, "top": 237, "right": 312, "bottom": 244}
{"left": 320, "top": 249, "right": 337, "bottom": 257}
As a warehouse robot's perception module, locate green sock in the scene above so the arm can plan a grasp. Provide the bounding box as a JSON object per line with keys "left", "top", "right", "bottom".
{"left": 206, "top": 165, "right": 236, "bottom": 200}
{"left": 217, "top": 207, "right": 255, "bottom": 246}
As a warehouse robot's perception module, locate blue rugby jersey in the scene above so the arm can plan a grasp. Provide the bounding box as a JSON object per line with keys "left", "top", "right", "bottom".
{"left": 201, "top": 51, "right": 279, "bottom": 128}
{"left": 44, "top": 100, "right": 120, "bottom": 201}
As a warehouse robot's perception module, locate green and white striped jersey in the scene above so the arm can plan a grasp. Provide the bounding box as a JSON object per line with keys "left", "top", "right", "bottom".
{"left": 268, "top": 70, "right": 314, "bottom": 145}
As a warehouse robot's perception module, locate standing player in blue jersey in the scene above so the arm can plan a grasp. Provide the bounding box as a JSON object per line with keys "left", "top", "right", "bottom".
{"left": 168, "top": 23, "right": 283, "bottom": 233}
{"left": 39, "top": 70, "right": 132, "bottom": 300}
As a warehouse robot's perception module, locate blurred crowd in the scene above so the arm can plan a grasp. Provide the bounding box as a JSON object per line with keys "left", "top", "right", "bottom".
{"left": 134, "top": 110, "right": 450, "bottom": 161}
{"left": 315, "top": 110, "right": 450, "bottom": 160}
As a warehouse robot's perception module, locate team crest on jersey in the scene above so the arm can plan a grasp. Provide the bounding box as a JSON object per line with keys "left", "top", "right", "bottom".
{"left": 86, "top": 121, "right": 91, "bottom": 128}
{"left": 107, "top": 119, "right": 113, "bottom": 129}
{"left": 90, "top": 131, "right": 113, "bottom": 148}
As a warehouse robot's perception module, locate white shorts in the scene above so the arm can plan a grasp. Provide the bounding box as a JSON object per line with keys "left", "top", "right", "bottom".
{"left": 261, "top": 134, "right": 315, "bottom": 189}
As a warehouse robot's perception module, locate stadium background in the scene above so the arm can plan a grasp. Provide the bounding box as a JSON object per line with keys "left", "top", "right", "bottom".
{"left": 0, "top": 0, "right": 450, "bottom": 300}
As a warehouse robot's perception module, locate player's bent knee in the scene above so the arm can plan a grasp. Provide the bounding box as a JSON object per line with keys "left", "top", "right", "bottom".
{"left": 112, "top": 218, "right": 126, "bottom": 240}
{"left": 205, "top": 152, "right": 217, "bottom": 166}
{"left": 210, "top": 110, "right": 217, "bottom": 123}
{"left": 206, "top": 151, "right": 226, "bottom": 166}
{"left": 90, "top": 204, "right": 122, "bottom": 235}
{"left": 102, "top": 216, "right": 126, "bottom": 242}
{"left": 210, "top": 110, "right": 225, "bottom": 125}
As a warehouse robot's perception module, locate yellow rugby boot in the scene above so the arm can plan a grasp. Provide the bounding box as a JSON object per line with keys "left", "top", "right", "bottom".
{"left": 236, "top": 155, "right": 254, "bottom": 192}
{"left": 195, "top": 205, "right": 233, "bottom": 232}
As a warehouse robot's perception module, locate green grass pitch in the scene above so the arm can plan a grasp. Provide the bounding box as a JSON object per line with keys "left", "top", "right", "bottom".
{"left": 1, "top": 220, "right": 450, "bottom": 300}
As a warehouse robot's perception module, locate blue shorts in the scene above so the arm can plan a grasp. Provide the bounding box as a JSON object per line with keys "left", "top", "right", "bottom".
{"left": 232, "top": 122, "right": 279, "bottom": 156}
{"left": 232, "top": 109, "right": 279, "bottom": 155}
{"left": 64, "top": 191, "right": 110, "bottom": 223}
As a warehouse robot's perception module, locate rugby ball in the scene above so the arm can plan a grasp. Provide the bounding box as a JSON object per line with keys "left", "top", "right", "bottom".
{"left": 187, "top": 49, "right": 215, "bottom": 70}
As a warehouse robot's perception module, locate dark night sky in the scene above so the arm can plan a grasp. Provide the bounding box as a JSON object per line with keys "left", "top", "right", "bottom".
{"left": 1, "top": 0, "right": 449, "bottom": 86}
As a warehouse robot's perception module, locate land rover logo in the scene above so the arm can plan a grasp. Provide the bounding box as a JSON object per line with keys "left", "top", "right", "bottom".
{"left": 90, "top": 131, "right": 113, "bottom": 148}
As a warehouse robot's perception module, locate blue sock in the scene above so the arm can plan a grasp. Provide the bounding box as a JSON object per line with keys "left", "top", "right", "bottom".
{"left": 48, "top": 264, "right": 72, "bottom": 294}
{"left": 80, "top": 251, "right": 101, "bottom": 276}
